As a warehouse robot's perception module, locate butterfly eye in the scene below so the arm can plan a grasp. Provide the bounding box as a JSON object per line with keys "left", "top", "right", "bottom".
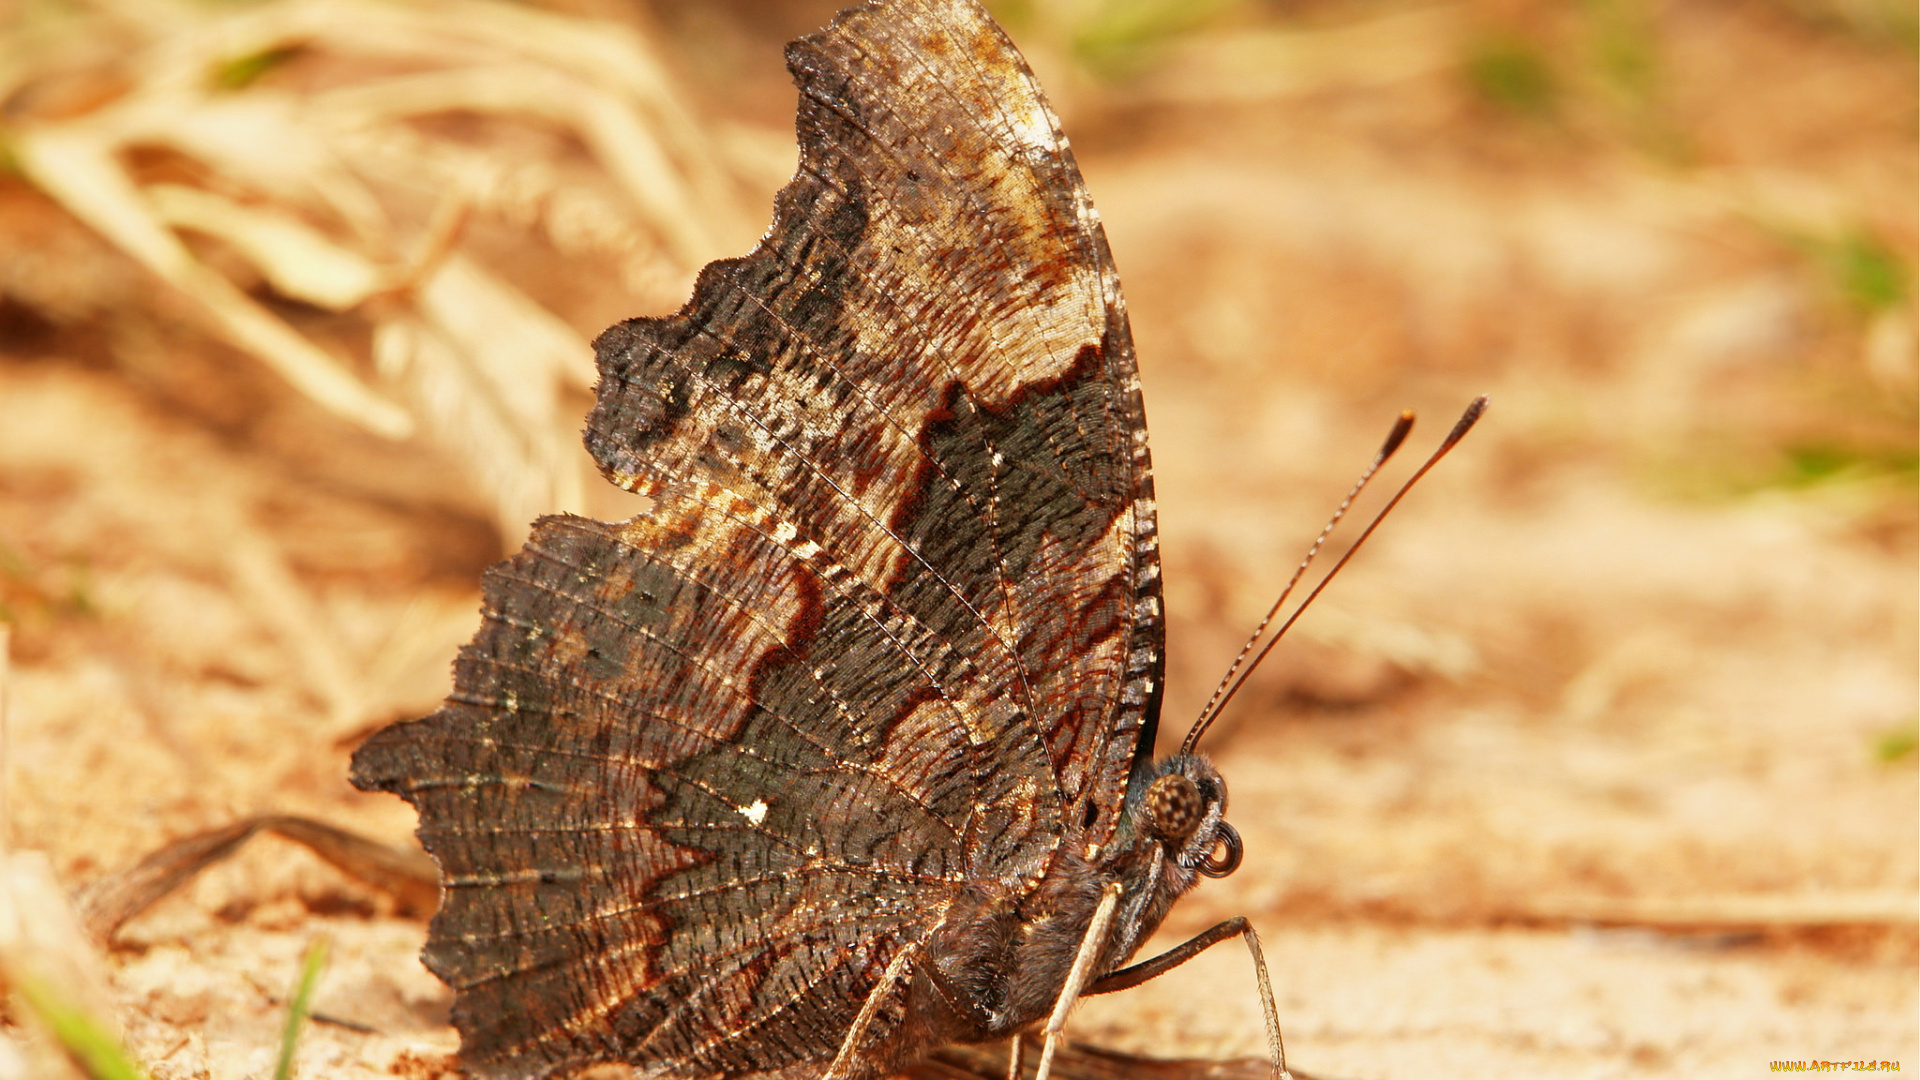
{"left": 1142, "top": 773, "right": 1203, "bottom": 842}
{"left": 1198, "top": 821, "right": 1242, "bottom": 878}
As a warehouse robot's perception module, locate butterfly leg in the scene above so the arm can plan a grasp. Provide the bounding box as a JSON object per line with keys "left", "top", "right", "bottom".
{"left": 822, "top": 940, "right": 921, "bottom": 1080}
{"left": 1032, "top": 882, "right": 1123, "bottom": 1080}
{"left": 1004, "top": 1031, "right": 1023, "bottom": 1080}
{"left": 1086, "top": 916, "right": 1290, "bottom": 1080}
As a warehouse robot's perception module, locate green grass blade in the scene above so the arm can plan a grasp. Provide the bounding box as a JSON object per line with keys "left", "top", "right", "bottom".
{"left": 12, "top": 974, "right": 146, "bottom": 1080}
{"left": 271, "top": 939, "right": 329, "bottom": 1080}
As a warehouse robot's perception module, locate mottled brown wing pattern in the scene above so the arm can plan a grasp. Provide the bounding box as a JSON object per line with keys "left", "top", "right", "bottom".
{"left": 359, "top": 506, "right": 1015, "bottom": 1076}
{"left": 351, "top": 0, "right": 1162, "bottom": 1076}
{"left": 589, "top": 0, "right": 1160, "bottom": 829}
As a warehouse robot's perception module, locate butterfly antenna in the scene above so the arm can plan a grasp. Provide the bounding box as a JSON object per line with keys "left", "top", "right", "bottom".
{"left": 1180, "top": 411, "right": 1415, "bottom": 753}
{"left": 1180, "top": 396, "right": 1488, "bottom": 756}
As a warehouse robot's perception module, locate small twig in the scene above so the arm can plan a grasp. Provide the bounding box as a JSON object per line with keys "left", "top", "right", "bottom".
{"left": 76, "top": 816, "right": 438, "bottom": 942}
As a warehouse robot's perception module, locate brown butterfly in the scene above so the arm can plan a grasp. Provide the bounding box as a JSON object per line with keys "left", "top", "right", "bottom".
{"left": 351, "top": 2, "right": 1321, "bottom": 1078}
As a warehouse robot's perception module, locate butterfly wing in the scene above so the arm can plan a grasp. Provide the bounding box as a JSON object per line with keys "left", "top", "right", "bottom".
{"left": 351, "top": 0, "right": 1163, "bottom": 1075}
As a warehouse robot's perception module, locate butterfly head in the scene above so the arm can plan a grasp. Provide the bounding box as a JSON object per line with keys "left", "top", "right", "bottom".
{"left": 1133, "top": 756, "right": 1240, "bottom": 879}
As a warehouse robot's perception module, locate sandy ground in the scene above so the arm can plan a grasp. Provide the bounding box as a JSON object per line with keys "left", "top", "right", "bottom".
{"left": 0, "top": 1, "right": 1913, "bottom": 1079}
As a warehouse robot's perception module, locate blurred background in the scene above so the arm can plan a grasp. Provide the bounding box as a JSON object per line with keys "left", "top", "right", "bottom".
{"left": 0, "top": 0, "right": 1912, "bottom": 1077}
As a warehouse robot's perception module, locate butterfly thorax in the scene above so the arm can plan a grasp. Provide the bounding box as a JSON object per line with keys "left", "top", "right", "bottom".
{"left": 917, "top": 756, "right": 1233, "bottom": 1045}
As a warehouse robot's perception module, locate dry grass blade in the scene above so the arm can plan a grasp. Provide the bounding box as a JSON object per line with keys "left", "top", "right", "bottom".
{"left": 74, "top": 816, "right": 438, "bottom": 943}
{"left": 143, "top": 172, "right": 593, "bottom": 529}
{"left": 9, "top": 0, "right": 757, "bottom": 536}
{"left": 145, "top": 184, "right": 386, "bottom": 311}
{"left": 313, "top": 65, "right": 720, "bottom": 266}
{"left": 9, "top": 130, "right": 416, "bottom": 439}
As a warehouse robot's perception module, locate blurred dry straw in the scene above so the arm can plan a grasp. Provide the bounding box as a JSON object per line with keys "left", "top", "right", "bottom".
{"left": 3, "top": 0, "right": 767, "bottom": 538}
{"left": 1, "top": 623, "right": 123, "bottom": 1080}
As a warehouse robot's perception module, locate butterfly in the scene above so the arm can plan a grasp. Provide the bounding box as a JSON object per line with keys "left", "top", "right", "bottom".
{"left": 351, "top": 1, "right": 1290, "bottom": 1078}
